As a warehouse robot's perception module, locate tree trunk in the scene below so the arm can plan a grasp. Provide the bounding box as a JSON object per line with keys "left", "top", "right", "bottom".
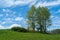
{"left": 32, "top": 22, "right": 35, "bottom": 31}
{"left": 40, "top": 25, "right": 43, "bottom": 33}
{"left": 44, "top": 20, "right": 47, "bottom": 33}
{"left": 33, "top": 27, "right": 35, "bottom": 31}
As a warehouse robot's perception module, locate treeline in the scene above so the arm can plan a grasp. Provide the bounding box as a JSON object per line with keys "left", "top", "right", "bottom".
{"left": 11, "top": 5, "right": 52, "bottom": 33}
{"left": 27, "top": 5, "right": 51, "bottom": 33}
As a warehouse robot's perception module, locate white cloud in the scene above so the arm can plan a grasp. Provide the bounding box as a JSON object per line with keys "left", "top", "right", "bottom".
{"left": 4, "top": 18, "right": 13, "bottom": 21}
{"left": 50, "top": 15, "right": 59, "bottom": 20}
{"left": 48, "top": 16, "right": 60, "bottom": 30}
{"left": 1, "top": 22, "right": 6, "bottom": 24}
{"left": 0, "top": 0, "right": 37, "bottom": 8}
{"left": 0, "top": 25, "right": 6, "bottom": 29}
{"left": 0, "top": 0, "right": 60, "bottom": 8}
{"left": 51, "top": 16, "right": 60, "bottom": 26}
{"left": 2, "top": 9, "right": 12, "bottom": 12}
{"left": 15, "top": 17, "right": 24, "bottom": 21}
{"left": 56, "top": 9, "right": 60, "bottom": 13}
{"left": 2, "top": 18, "right": 14, "bottom": 24}
{"left": 2, "top": 9, "right": 17, "bottom": 18}
{"left": 0, "top": 24, "right": 22, "bottom": 29}
{"left": 13, "top": 0, "right": 37, "bottom": 6}
{"left": 1, "top": 17, "right": 25, "bottom": 25}
{"left": 36, "top": 0, "right": 60, "bottom": 7}
{"left": 0, "top": 0, "right": 14, "bottom": 7}
{"left": 50, "top": 16, "right": 54, "bottom": 19}
{"left": 8, "top": 24, "right": 22, "bottom": 29}
{"left": 0, "top": 21, "right": 14, "bottom": 25}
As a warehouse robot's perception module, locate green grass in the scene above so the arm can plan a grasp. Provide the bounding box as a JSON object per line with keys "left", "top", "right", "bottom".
{"left": 0, "top": 30, "right": 60, "bottom": 40}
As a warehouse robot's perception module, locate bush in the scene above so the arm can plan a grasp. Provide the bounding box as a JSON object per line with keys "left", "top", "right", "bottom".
{"left": 51, "top": 29, "right": 60, "bottom": 34}
{"left": 11, "top": 26, "right": 28, "bottom": 32}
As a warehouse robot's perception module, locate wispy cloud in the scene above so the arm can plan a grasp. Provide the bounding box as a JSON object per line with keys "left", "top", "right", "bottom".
{"left": 0, "top": 0, "right": 37, "bottom": 8}
{"left": 0, "top": 0, "right": 60, "bottom": 8}
{"left": 51, "top": 16, "right": 60, "bottom": 26}
{"left": 48, "top": 15, "right": 60, "bottom": 30}
{"left": 56, "top": 9, "right": 60, "bottom": 13}
{"left": 35, "top": 0, "right": 60, "bottom": 7}
{"left": 15, "top": 17, "right": 24, "bottom": 21}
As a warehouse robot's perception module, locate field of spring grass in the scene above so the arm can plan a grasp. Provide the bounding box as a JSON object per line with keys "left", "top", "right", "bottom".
{"left": 0, "top": 30, "right": 60, "bottom": 40}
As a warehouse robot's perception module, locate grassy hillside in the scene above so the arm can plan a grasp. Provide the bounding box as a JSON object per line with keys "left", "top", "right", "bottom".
{"left": 0, "top": 30, "right": 60, "bottom": 40}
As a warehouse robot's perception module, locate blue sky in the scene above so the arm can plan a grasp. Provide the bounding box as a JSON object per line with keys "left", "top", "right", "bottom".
{"left": 0, "top": 0, "right": 60, "bottom": 30}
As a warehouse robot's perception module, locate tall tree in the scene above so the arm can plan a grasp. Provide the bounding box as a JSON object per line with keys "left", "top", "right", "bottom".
{"left": 41, "top": 7, "right": 51, "bottom": 33}
{"left": 35, "top": 6, "right": 43, "bottom": 32}
{"left": 36, "top": 6, "right": 51, "bottom": 33}
{"left": 27, "top": 5, "right": 51, "bottom": 33}
{"left": 27, "top": 5, "right": 36, "bottom": 31}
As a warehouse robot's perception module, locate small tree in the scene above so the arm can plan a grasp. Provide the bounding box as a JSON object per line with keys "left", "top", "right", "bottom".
{"left": 27, "top": 5, "right": 36, "bottom": 31}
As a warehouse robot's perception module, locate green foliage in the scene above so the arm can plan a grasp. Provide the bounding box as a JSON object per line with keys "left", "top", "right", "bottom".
{"left": 27, "top": 5, "right": 36, "bottom": 31}
{"left": 11, "top": 27, "right": 28, "bottom": 32}
{"left": 27, "top": 5, "right": 51, "bottom": 33}
{"left": 36, "top": 7, "right": 51, "bottom": 33}
{"left": 51, "top": 29, "right": 60, "bottom": 34}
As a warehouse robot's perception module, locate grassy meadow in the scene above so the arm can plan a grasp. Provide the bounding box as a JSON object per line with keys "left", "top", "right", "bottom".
{"left": 0, "top": 30, "right": 60, "bottom": 40}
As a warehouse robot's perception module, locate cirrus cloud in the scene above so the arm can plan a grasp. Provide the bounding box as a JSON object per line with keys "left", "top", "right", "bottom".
{"left": 35, "top": 0, "right": 60, "bottom": 7}
{"left": 0, "top": 0, "right": 37, "bottom": 8}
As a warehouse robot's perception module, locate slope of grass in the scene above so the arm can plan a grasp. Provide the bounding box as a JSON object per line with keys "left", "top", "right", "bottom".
{"left": 0, "top": 30, "right": 60, "bottom": 40}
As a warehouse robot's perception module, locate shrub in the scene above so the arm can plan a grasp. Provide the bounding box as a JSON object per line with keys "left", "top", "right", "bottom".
{"left": 11, "top": 26, "right": 28, "bottom": 32}
{"left": 51, "top": 29, "right": 60, "bottom": 34}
